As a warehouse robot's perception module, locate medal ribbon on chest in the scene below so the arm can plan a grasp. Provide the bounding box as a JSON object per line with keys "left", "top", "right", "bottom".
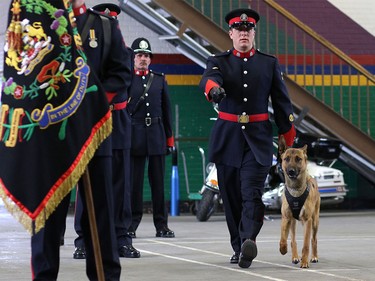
{"left": 89, "top": 29, "right": 97, "bottom": 48}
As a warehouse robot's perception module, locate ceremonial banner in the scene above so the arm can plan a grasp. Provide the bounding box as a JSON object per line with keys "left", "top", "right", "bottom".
{"left": 0, "top": 0, "right": 112, "bottom": 234}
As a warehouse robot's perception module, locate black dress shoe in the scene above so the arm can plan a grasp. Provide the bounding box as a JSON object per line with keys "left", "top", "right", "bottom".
{"left": 73, "top": 247, "right": 86, "bottom": 259}
{"left": 155, "top": 226, "right": 175, "bottom": 238}
{"left": 127, "top": 231, "right": 136, "bottom": 238}
{"left": 238, "top": 239, "right": 257, "bottom": 268}
{"left": 119, "top": 245, "right": 141, "bottom": 258}
{"left": 230, "top": 252, "right": 239, "bottom": 264}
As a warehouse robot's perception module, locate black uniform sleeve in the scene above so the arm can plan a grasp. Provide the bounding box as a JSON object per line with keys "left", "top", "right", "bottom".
{"left": 161, "top": 77, "right": 175, "bottom": 147}
{"left": 199, "top": 55, "right": 224, "bottom": 101}
{"left": 101, "top": 19, "right": 132, "bottom": 102}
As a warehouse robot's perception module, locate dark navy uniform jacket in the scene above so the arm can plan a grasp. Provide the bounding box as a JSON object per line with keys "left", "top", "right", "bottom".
{"left": 199, "top": 49, "right": 295, "bottom": 168}
{"left": 109, "top": 45, "right": 132, "bottom": 151}
{"left": 127, "top": 70, "right": 174, "bottom": 155}
{"left": 75, "top": 8, "right": 132, "bottom": 155}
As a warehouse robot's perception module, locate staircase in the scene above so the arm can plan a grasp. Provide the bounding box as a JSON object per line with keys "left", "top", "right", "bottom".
{"left": 118, "top": 0, "right": 213, "bottom": 68}
{"left": 118, "top": 0, "right": 375, "bottom": 183}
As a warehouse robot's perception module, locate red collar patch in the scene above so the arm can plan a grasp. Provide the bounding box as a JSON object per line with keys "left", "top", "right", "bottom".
{"left": 134, "top": 69, "right": 149, "bottom": 76}
{"left": 73, "top": 4, "right": 87, "bottom": 16}
{"left": 232, "top": 48, "right": 255, "bottom": 58}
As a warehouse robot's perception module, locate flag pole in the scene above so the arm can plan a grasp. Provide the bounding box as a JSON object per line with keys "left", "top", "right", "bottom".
{"left": 82, "top": 168, "right": 105, "bottom": 281}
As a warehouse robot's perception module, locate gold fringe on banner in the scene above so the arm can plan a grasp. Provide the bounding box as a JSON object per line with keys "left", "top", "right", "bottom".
{"left": 0, "top": 113, "right": 112, "bottom": 235}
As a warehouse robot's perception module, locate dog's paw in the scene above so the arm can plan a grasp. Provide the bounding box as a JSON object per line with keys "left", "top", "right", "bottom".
{"left": 292, "top": 257, "right": 300, "bottom": 264}
{"left": 310, "top": 257, "right": 319, "bottom": 263}
{"left": 279, "top": 243, "right": 288, "bottom": 255}
{"left": 300, "top": 257, "right": 309, "bottom": 268}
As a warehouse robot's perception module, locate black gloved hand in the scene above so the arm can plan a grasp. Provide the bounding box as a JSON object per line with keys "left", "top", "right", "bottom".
{"left": 209, "top": 87, "right": 226, "bottom": 103}
{"left": 166, "top": 146, "right": 174, "bottom": 155}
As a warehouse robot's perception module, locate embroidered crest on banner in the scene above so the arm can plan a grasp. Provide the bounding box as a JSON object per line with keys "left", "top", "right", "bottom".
{"left": 1, "top": 0, "right": 92, "bottom": 147}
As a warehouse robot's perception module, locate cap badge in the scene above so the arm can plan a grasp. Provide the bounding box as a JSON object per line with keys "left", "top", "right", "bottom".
{"left": 139, "top": 40, "right": 149, "bottom": 50}
{"left": 289, "top": 114, "right": 294, "bottom": 122}
{"left": 240, "top": 13, "right": 248, "bottom": 21}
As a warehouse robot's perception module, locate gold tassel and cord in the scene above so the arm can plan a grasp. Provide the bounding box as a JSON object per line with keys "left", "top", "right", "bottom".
{"left": 7, "top": 0, "right": 23, "bottom": 53}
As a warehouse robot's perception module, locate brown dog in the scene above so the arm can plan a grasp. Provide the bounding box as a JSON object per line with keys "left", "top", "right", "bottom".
{"left": 278, "top": 136, "right": 320, "bottom": 268}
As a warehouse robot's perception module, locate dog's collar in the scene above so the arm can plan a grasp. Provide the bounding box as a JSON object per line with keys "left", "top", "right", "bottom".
{"left": 285, "top": 184, "right": 310, "bottom": 220}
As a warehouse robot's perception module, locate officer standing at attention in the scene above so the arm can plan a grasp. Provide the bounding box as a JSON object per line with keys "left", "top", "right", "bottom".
{"left": 199, "top": 8, "right": 296, "bottom": 268}
{"left": 71, "top": 1, "right": 140, "bottom": 261}
{"left": 31, "top": 0, "right": 130, "bottom": 280}
{"left": 127, "top": 37, "right": 175, "bottom": 239}
{"left": 111, "top": 42, "right": 142, "bottom": 260}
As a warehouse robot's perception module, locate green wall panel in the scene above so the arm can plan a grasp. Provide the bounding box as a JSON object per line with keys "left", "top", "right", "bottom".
{"left": 142, "top": 85, "right": 214, "bottom": 202}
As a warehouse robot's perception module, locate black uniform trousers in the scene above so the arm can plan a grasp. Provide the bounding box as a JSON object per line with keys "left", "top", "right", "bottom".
{"left": 73, "top": 186, "right": 84, "bottom": 248}
{"left": 130, "top": 154, "right": 168, "bottom": 232}
{"left": 31, "top": 194, "right": 70, "bottom": 281}
{"left": 216, "top": 146, "right": 270, "bottom": 254}
{"left": 74, "top": 149, "right": 132, "bottom": 249}
{"left": 32, "top": 155, "right": 121, "bottom": 281}
{"left": 112, "top": 148, "right": 133, "bottom": 246}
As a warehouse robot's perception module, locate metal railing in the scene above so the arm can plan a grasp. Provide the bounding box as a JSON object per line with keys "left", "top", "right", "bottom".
{"left": 185, "top": 0, "right": 247, "bottom": 29}
{"left": 184, "top": 0, "right": 375, "bottom": 139}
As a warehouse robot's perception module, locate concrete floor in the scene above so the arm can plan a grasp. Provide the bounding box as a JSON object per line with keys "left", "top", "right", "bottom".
{"left": 0, "top": 204, "right": 374, "bottom": 281}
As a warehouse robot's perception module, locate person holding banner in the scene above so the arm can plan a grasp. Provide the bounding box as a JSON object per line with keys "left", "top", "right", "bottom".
{"left": 29, "top": 0, "right": 131, "bottom": 280}
{"left": 71, "top": 2, "right": 140, "bottom": 260}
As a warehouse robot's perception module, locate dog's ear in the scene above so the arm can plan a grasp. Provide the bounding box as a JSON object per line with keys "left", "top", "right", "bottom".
{"left": 278, "top": 135, "right": 287, "bottom": 156}
{"left": 302, "top": 144, "right": 308, "bottom": 157}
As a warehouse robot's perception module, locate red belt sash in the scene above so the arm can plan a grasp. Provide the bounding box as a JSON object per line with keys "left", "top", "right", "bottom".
{"left": 218, "top": 111, "right": 268, "bottom": 123}
{"left": 110, "top": 101, "right": 128, "bottom": 111}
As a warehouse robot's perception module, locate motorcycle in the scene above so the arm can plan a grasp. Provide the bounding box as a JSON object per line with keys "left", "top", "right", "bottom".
{"left": 195, "top": 161, "right": 221, "bottom": 221}
{"left": 193, "top": 105, "right": 222, "bottom": 221}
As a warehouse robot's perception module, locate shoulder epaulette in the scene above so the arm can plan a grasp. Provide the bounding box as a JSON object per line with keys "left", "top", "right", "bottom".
{"left": 256, "top": 49, "right": 276, "bottom": 58}
{"left": 150, "top": 70, "right": 164, "bottom": 76}
{"left": 88, "top": 8, "right": 113, "bottom": 20}
{"left": 212, "top": 49, "right": 231, "bottom": 57}
{"left": 90, "top": 3, "right": 121, "bottom": 19}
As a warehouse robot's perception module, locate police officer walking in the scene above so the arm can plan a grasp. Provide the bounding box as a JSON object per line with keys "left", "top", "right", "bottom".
{"left": 199, "top": 8, "right": 296, "bottom": 268}
{"left": 127, "top": 38, "right": 175, "bottom": 239}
